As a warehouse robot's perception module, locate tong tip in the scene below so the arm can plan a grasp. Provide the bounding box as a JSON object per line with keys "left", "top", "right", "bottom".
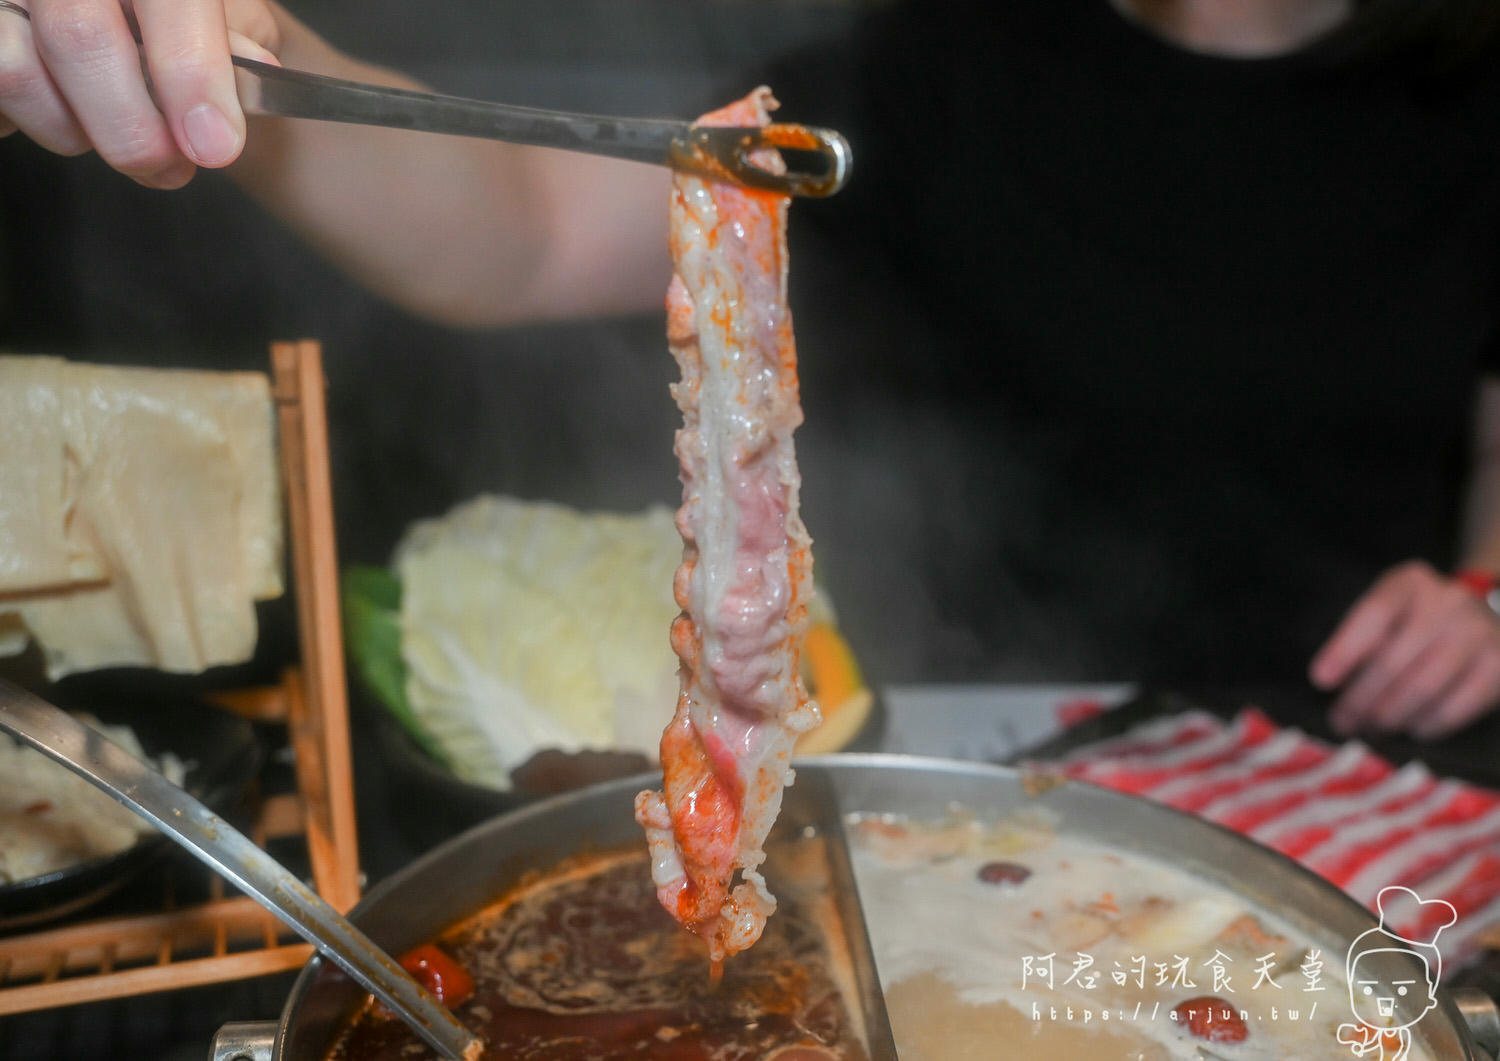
{"left": 670, "top": 124, "right": 852, "bottom": 199}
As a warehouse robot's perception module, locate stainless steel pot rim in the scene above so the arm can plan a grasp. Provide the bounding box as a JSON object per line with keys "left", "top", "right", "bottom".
{"left": 267, "top": 753, "right": 1492, "bottom": 1060}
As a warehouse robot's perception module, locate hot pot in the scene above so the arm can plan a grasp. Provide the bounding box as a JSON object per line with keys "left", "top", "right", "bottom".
{"left": 212, "top": 755, "right": 1500, "bottom": 1060}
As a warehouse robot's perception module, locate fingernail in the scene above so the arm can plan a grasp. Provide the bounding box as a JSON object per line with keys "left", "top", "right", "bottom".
{"left": 183, "top": 103, "right": 241, "bottom": 167}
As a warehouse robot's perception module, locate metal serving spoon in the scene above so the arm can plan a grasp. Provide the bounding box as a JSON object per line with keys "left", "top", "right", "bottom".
{"left": 0, "top": 679, "right": 482, "bottom": 1061}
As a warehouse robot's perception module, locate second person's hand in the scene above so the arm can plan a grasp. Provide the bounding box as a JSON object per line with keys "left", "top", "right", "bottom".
{"left": 0, "top": 0, "right": 281, "bottom": 187}
{"left": 1310, "top": 560, "right": 1500, "bottom": 740}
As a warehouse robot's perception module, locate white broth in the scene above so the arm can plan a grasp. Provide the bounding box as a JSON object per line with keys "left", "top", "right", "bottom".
{"left": 849, "top": 813, "right": 1432, "bottom": 1060}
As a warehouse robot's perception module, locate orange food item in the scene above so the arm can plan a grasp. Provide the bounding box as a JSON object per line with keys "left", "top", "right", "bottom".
{"left": 795, "top": 623, "right": 871, "bottom": 755}
{"left": 802, "top": 623, "right": 861, "bottom": 710}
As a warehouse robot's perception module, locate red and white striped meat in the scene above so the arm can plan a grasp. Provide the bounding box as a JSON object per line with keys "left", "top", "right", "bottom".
{"left": 634, "top": 88, "right": 820, "bottom": 963}
{"left": 1051, "top": 707, "right": 1500, "bottom": 967}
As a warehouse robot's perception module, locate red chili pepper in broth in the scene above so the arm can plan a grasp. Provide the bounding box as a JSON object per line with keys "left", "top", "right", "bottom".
{"left": 1172, "top": 996, "right": 1248, "bottom": 1044}
{"left": 399, "top": 944, "right": 474, "bottom": 1008}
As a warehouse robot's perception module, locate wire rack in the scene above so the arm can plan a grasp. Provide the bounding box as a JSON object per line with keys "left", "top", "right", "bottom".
{"left": 0, "top": 341, "right": 359, "bottom": 1016}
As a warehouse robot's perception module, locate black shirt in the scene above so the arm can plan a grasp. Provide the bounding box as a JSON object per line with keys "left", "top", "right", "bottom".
{"left": 771, "top": 0, "right": 1500, "bottom": 686}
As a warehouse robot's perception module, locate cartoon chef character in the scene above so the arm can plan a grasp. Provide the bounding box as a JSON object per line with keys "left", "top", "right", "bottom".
{"left": 1336, "top": 885, "right": 1457, "bottom": 1060}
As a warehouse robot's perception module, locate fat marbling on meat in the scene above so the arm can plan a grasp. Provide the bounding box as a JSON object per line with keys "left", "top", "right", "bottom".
{"left": 634, "top": 87, "right": 821, "bottom": 963}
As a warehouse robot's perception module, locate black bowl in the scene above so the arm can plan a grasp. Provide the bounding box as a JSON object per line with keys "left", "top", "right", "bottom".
{"left": 356, "top": 679, "right": 887, "bottom": 852}
{"left": 357, "top": 687, "right": 650, "bottom": 850}
{"left": 0, "top": 670, "right": 262, "bottom": 930}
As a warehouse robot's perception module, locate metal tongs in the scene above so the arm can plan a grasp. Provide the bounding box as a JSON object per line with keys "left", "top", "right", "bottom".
{"left": 0, "top": 2, "right": 849, "bottom": 198}
{"left": 230, "top": 56, "right": 851, "bottom": 199}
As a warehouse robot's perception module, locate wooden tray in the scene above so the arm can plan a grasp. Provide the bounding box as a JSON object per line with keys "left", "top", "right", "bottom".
{"left": 0, "top": 341, "right": 360, "bottom": 1015}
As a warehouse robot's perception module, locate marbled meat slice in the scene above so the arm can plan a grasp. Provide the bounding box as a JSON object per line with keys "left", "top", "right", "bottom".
{"left": 635, "top": 87, "right": 820, "bottom": 963}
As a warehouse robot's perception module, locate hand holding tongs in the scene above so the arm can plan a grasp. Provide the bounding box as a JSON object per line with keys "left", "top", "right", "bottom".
{"left": 0, "top": 1, "right": 847, "bottom": 197}
{"left": 230, "top": 56, "right": 851, "bottom": 199}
